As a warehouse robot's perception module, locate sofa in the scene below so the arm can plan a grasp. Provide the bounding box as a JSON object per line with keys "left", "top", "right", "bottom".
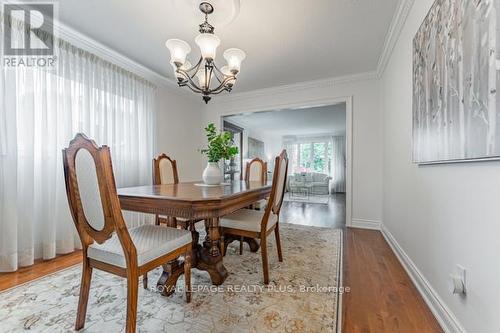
{"left": 287, "top": 172, "right": 331, "bottom": 195}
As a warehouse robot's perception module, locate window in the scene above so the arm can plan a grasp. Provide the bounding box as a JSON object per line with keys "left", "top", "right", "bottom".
{"left": 290, "top": 141, "right": 332, "bottom": 174}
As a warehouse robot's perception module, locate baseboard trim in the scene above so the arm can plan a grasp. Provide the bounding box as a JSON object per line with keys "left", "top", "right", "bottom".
{"left": 336, "top": 229, "right": 344, "bottom": 333}
{"left": 380, "top": 224, "right": 466, "bottom": 333}
{"left": 350, "top": 219, "right": 381, "bottom": 230}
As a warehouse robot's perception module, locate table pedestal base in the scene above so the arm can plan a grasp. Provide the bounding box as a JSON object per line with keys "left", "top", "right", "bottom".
{"left": 156, "top": 260, "right": 184, "bottom": 296}
{"left": 156, "top": 218, "right": 229, "bottom": 295}
{"left": 223, "top": 235, "right": 260, "bottom": 254}
{"left": 195, "top": 244, "right": 228, "bottom": 285}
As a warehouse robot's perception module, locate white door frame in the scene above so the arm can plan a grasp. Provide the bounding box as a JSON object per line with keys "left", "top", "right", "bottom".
{"left": 220, "top": 95, "right": 353, "bottom": 227}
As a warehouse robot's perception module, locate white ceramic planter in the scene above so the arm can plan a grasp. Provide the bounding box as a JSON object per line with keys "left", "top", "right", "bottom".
{"left": 202, "top": 162, "right": 222, "bottom": 185}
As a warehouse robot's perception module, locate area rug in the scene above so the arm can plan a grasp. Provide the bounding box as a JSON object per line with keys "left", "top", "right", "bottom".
{"left": 0, "top": 224, "right": 342, "bottom": 333}
{"left": 284, "top": 193, "right": 330, "bottom": 204}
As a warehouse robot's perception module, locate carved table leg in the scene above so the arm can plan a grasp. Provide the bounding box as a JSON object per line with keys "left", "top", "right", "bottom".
{"left": 223, "top": 234, "right": 260, "bottom": 254}
{"left": 202, "top": 219, "right": 211, "bottom": 248}
{"left": 156, "top": 216, "right": 184, "bottom": 296}
{"left": 195, "top": 217, "right": 228, "bottom": 285}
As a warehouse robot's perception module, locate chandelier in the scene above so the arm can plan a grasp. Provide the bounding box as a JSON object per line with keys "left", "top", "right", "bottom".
{"left": 166, "top": 2, "right": 246, "bottom": 103}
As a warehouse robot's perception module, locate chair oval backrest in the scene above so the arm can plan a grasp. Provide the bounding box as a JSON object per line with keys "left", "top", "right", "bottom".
{"left": 271, "top": 151, "right": 289, "bottom": 213}
{"left": 63, "top": 133, "right": 123, "bottom": 245}
{"left": 75, "top": 149, "right": 105, "bottom": 231}
{"left": 153, "top": 154, "right": 179, "bottom": 185}
{"left": 245, "top": 158, "right": 267, "bottom": 183}
{"left": 262, "top": 150, "right": 288, "bottom": 225}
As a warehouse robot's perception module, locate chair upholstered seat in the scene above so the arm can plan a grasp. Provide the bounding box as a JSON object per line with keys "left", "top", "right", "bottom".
{"left": 220, "top": 209, "right": 277, "bottom": 232}
{"left": 87, "top": 225, "right": 192, "bottom": 268}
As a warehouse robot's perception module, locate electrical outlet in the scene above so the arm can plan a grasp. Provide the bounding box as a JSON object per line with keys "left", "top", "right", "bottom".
{"left": 456, "top": 265, "right": 466, "bottom": 293}
{"left": 450, "top": 265, "right": 467, "bottom": 295}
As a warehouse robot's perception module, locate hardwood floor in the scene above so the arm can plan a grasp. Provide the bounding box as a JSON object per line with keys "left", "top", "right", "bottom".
{"left": 0, "top": 197, "right": 442, "bottom": 333}
{"left": 0, "top": 251, "right": 82, "bottom": 291}
{"left": 342, "top": 228, "right": 443, "bottom": 333}
{"left": 282, "top": 193, "right": 346, "bottom": 228}
{"left": 283, "top": 193, "right": 441, "bottom": 332}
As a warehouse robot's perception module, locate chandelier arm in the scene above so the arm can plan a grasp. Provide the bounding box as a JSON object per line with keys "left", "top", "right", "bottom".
{"left": 207, "top": 65, "right": 215, "bottom": 90}
{"left": 212, "top": 62, "right": 236, "bottom": 84}
{"left": 212, "top": 62, "right": 224, "bottom": 75}
{"left": 214, "top": 76, "right": 222, "bottom": 84}
{"left": 212, "top": 65, "right": 225, "bottom": 84}
{"left": 176, "top": 69, "right": 195, "bottom": 86}
{"left": 185, "top": 83, "right": 205, "bottom": 94}
{"left": 212, "top": 63, "right": 226, "bottom": 83}
{"left": 187, "top": 56, "right": 204, "bottom": 79}
{"left": 212, "top": 70, "right": 223, "bottom": 84}
{"left": 211, "top": 87, "right": 232, "bottom": 95}
{"left": 208, "top": 76, "right": 236, "bottom": 94}
{"left": 177, "top": 70, "right": 204, "bottom": 93}
{"left": 186, "top": 80, "right": 204, "bottom": 93}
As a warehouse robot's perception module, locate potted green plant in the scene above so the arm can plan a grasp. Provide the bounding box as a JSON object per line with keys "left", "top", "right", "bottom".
{"left": 200, "top": 123, "right": 239, "bottom": 185}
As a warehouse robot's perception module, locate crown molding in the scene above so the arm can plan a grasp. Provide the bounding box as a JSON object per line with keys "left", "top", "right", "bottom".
{"left": 48, "top": 17, "right": 199, "bottom": 100}
{"left": 213, "top": 71, "right": 378, "bottom": 105}
{"left": 53, "top": 21, "right": 175, "bottom": 89}
{"left": 376, "top": 0, "right": 415, "bottom": 78}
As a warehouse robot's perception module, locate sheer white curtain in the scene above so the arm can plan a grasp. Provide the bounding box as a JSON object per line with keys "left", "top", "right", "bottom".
{"left": 0, "top": 19, "right": 156, "bottom": 272}
{"left": 331, "top": 136, "right": 346, "bottom": 193}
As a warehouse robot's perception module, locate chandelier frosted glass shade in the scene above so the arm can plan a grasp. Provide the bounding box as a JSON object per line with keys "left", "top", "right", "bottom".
{"left": 196, "top": 69, "right": 213, "bottom": 88}
{"left": 165, "top": 39, "right": 191, "bottom": 66}
{"left": 195, "top": 33, "right": 221, "bottom": 60}
{"left": 165, "top": 2, "right": 245, "bottom": 103}
{"left": 220, "top": 66, "right": 236, "bottom": 86}
{"left": 223, "top": 48, "right": 246, "bottom": 74}
{"left": 171, "top": 60, "right": 191, "bottom": 80}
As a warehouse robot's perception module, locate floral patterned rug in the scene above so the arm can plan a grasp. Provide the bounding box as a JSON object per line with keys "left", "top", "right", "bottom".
{"left": 0, "top": 223, "right": 342, "bottom": 333}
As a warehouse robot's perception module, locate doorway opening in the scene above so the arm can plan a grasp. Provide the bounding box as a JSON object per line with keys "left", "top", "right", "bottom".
{"left": 222, "top": 101, "right": 349, "bottom": 228}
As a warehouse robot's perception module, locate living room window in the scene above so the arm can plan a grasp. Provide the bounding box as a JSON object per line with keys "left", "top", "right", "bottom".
{"left": 292, "top": 141, "right": 333, "bottom": 175}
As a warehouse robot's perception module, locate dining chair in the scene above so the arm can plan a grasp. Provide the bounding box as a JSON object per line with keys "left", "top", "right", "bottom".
{"left": 63, "top": 134, "right": 192, "bottom": 333}
{"left": 152, "top": 153, "right": 202, "bottom": 230}
{"left": 245, "top": 157, "right": 268, "bottom": 210}
{"left": 220, "top": 150, "right": 288, "bottom": 284}
{"left": 228, "top": 157, "right": 268, "bottom": 255}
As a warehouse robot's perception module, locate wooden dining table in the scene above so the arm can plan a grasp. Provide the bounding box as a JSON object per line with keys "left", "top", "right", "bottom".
{"left": 117, "top": 180, "right": 272, "bottom": 295}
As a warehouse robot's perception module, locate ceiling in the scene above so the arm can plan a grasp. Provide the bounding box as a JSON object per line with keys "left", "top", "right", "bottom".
{"left": 57, "top": 0, "right": 399, "bottom": 92}
{"left": 225, "top": 104, "right": 346, "bottom": 138}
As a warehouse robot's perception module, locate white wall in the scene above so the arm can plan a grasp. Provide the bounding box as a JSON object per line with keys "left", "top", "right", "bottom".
{"left": 245, "top": 128, "right": 282, "bottom": 160}
{"left": 227, "top": 120, "right": 293, "bottom": 163}
{"left": 381, "top": 1, "right": 500, "bottom": 332}
{"left": 204, "top": 76, "right": 383, "bottom": 225}
{"left": 155, "top": 87, "right": 204, "bottom": 182}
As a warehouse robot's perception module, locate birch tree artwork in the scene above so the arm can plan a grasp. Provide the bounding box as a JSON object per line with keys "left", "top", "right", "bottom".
{"left": 413, "top": 0, "right": 500, "bottom": 163}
